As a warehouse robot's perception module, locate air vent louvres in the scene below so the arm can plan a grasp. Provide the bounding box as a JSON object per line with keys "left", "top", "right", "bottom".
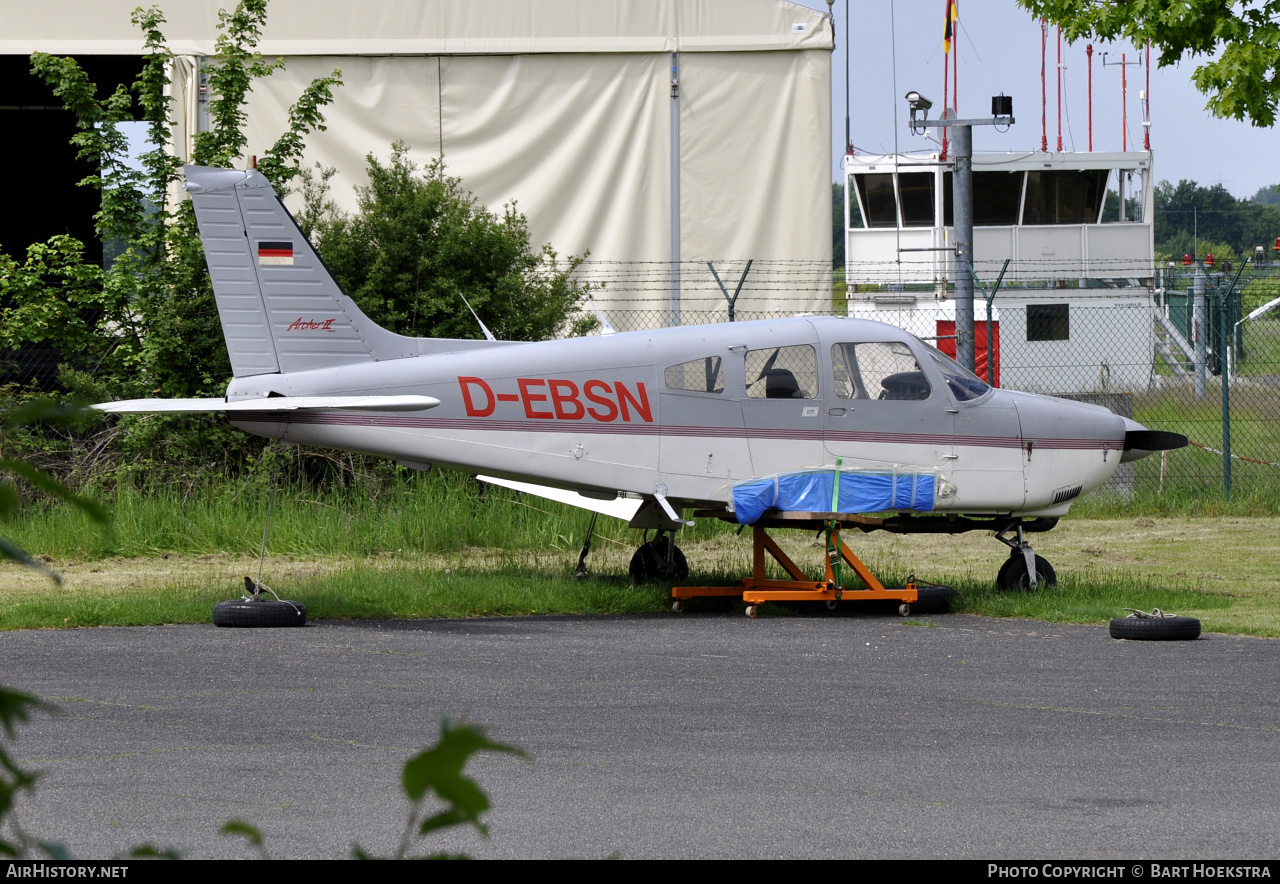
{"left": 1051, "top": 484, "right": 1084, "bottom": 505}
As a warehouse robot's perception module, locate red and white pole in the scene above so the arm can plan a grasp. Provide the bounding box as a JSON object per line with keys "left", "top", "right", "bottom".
{"left": 1121, "top": 51, "right": 1127, "bottom": 152}
{"left": 1056, "top": 26, "right": 1063, "bottom": 152}
{"left": 1040, "top": 20, "right": 1048, "bottom": 152}
{"left": 1086, "top": 44, "right": 1093, "bottom": 151}
{"left": 1144, "top": 41, "right": 1151, "bottom": 150}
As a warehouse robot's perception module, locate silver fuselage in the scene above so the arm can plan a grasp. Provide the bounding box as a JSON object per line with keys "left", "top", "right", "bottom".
{"left": 226, "top": 315, "right": 1126, "bottom": 518}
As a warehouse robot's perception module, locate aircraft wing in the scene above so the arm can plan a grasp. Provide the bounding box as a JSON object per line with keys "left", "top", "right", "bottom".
{"left": 92, "top": 395, "right": 440, "bottom": 414}
{"left": 476, "top": 475, "right": 642, "bottom": 521}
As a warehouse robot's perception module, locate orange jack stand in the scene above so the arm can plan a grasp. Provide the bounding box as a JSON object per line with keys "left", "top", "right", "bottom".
{"left": 672, "top": 521, "right": 918, "bottom": 618}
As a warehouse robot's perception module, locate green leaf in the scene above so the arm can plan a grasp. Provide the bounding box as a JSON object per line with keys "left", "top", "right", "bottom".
{"left": 219, "top": 820, "right": 264, "bottom": 846}
{"left": 0, "top": 687, "right": 44, "bottom": 737}
{"left": 0, "top": 538, "right": 61, "bottom": 586}
{"left": 418, "top": 807, "right": 486, "bottom": 838}
{"left": 401, "top": 719, "right": 523, "bottom": 803}
{"left": 36, "top": 841, "right": 71, "bottom": 860}
{"left": 126, "top": 844, "right": 182, "bottom": 859}
{"left": 0, "top": 459, "right": 108, "bottom": 525}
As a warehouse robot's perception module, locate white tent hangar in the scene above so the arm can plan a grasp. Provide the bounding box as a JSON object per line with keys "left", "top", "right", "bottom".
{"left": 3, "top": 0, "right": 833, "bottom": 314}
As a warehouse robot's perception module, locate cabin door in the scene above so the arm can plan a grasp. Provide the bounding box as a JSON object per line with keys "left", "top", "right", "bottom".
{"left": 738, "top": 342, "right": 825, "bottom": 476}
{"left": 822, "top": 340, "right": 954, "bottom": 472}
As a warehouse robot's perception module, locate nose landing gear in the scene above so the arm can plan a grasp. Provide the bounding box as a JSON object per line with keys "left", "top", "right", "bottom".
{"left": 994, "top": 521, "right": 1057, "bottom": 591}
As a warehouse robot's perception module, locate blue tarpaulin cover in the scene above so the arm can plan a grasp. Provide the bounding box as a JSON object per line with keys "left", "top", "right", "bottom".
{"left": 732, "top": 470, "right": 936, "bottom": 525}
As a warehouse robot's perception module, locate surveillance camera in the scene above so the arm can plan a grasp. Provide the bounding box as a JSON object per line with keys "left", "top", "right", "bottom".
{"left": 905, "top": 91, "right": 933, "bottom": 112}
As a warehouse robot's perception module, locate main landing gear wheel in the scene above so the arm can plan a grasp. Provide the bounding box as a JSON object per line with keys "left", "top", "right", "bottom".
{"left": 1109, "top": 610, "right": 1201, "bottom": 641}
{"left": 629, "top": 536, "right": 689, "bottom": 585}
{"left": 213, "top": 598, "right": 307, "bottom": 628}
{"left": 996, "top": 554, "right": 1057, "bottom": 592}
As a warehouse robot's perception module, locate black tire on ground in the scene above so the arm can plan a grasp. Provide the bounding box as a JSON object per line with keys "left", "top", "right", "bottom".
{"left": 213, "top": 599, "right": 307, "bottom": 628}
{"left": 629, "top": 541, "right": 689, "bottom": 585}
{"left": 1109, "top": 616, "right": 1201, "bottom": 641}
{"left": 996, "top": 554, "right": 1057, "bottom": 592}
{"left": 911, "top": 584, "right": 957, "bottom": 615}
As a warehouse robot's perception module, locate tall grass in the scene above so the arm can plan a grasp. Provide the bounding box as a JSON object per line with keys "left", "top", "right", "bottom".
{"left": 4, "top": 471, "right": 735, "bottom": 560}
{"left": 9, "top": 465, "right": 1280, "bottom": 560}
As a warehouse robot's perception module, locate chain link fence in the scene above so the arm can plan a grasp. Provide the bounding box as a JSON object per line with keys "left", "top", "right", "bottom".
{"left": 575, "top": 257, "right": 1280, "bottom": 503}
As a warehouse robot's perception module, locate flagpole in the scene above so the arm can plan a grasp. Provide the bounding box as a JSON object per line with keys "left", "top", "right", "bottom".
{"left": 952, "top": 1, "right": 958, "bottom": 115}
{"left": 941, "top": 0, "right": 952, "bottom": 160}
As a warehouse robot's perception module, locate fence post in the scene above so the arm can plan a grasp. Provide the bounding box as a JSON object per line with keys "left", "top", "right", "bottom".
{"left": 1220, "top": 285, "right": 1232, "bottom": 500}
{"left": 1194, "top": 262, "right": 1207, "bottom": 399}
{"left": 963, "top": 259, "right": 1010, "bottom": 385}
{"left": 708, "top": 260, "right": 753, "bottom": 323}
{"left": 1215, "top": 256, "right": 1249, "bottom": 500}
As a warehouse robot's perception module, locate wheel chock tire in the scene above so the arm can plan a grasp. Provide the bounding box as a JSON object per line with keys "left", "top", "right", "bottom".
{"left": 213, "top": 598, "right": 307, "bottom": 628}
{"left": 911, "top": 584, "right": 956, "bottom": 615}
{"left": 1109, "top": 615, "right": 1200, "bottom": 641}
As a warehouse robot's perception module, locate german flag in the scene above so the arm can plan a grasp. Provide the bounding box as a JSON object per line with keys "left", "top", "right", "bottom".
{"left": 943, "top": 0, "right": 958, "bottom": 54}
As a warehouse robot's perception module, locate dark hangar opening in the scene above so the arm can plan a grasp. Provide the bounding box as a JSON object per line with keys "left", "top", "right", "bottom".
{"left": 0, "top": 54, "right": 146, "bottom": 266}
{"left": 0, "top": 54, "right": 144, "bottom": 387}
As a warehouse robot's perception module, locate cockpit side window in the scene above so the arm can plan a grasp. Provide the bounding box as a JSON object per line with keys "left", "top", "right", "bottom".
{"left": 923, "top": 344, "right": 991, "bottom": 401}
{"left": 744, "top": 345, "right": 817, "bottom": 399}
{"left": 832, "top": 342, "right": 931, "bottom": 401}
{"left": 664, "top": 356, "right": 725, "bottom": 393}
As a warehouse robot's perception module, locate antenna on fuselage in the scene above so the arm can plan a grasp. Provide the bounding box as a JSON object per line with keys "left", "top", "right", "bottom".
{"left": 458, "top": 293, "right": 496, "bottom": 342}
{"left": 588, "top": 296, "right": 616, "bottom": 336}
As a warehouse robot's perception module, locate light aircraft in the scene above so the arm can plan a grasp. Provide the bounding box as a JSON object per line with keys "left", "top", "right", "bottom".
{"left": 96, "top": 165, "right": 1186, "bottom": 596}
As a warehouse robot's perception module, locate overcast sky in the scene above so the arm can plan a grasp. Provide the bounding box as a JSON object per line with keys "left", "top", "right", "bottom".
{"left": 792, "top": 0, "right": 1276, "bottom": 199}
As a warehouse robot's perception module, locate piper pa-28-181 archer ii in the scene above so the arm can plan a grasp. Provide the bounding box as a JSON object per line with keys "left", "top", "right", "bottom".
{"left": 95, "top": 165, "right": 1186, "bottom": 617}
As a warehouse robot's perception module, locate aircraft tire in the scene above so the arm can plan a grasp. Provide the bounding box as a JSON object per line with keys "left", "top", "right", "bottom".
{"left": 911, "top": 584, "right": 956, "bottom": 614}
{"left": 996, "top": 554, "right": 1057, "bottom": 592}
{"left": 1109, "top": 615, "right": 1201, "bottom": 641}
{"left": 213, "top": 599, "right": 307, "bottom": 628}
{"left": 629, "top": 541, "right": 689, "bottom": 585}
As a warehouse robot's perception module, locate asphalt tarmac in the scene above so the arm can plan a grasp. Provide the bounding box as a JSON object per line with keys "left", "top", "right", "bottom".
{"left": 2, "top": 611, "right": 1278, "bottom": 859}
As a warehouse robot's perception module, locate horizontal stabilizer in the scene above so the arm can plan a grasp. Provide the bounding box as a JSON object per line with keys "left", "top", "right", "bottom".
{"left": 93, "top": 395, "right": 440, "bottom": 414}
{"left": 476, "top": 475, "right": 642, "bottom": 521}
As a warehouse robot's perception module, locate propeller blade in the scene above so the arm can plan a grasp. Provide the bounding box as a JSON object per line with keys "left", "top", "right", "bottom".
{"left": 1123, "top": 430, "right": 1187, "bottom": 452}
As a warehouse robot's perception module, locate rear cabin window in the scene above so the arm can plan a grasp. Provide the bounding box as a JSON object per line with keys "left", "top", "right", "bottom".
{"left": 831, "top": 342, "right": 931, "bottom": 401}
{"left": 745, "top": 345, "right": 818, "bottom": 399}
{"left": 664, "top": 356, "right": 725, "bottom": 393}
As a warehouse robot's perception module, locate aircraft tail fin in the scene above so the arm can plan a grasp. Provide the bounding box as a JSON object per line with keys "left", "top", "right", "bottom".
{"left": 186, "top": 165, "right": 504, "bottom": 378}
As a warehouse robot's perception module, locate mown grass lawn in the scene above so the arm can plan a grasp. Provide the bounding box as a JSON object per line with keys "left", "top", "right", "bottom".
{"left": 2, "top": 516, "right": 1275, "bottom": 636}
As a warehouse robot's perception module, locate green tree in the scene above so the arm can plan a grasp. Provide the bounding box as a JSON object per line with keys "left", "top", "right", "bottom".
{"left": 313, "top": 144, "right": 597, "bottom": 341}
{"left": 1018, "top": 1, "right": 1280, "bottom": 127}
{"left": 832, "top": 181, "right": 845, "bottom": 269}
{"left": 1251, "top": 185, "right": 1280, "bottom": 208}
{"left": 12, "top": 2, "right": 340, "bottom": 403}
{"left": 0, "top": 2, "right": 343, "bottom": 482}
{"left": 1154, "top": 179, "right": 1280, "bottom": 259}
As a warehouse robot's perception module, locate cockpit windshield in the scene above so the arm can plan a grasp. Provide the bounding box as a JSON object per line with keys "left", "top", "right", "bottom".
{"left": 923, "top": 344, "right": 991, "bottom": 401}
